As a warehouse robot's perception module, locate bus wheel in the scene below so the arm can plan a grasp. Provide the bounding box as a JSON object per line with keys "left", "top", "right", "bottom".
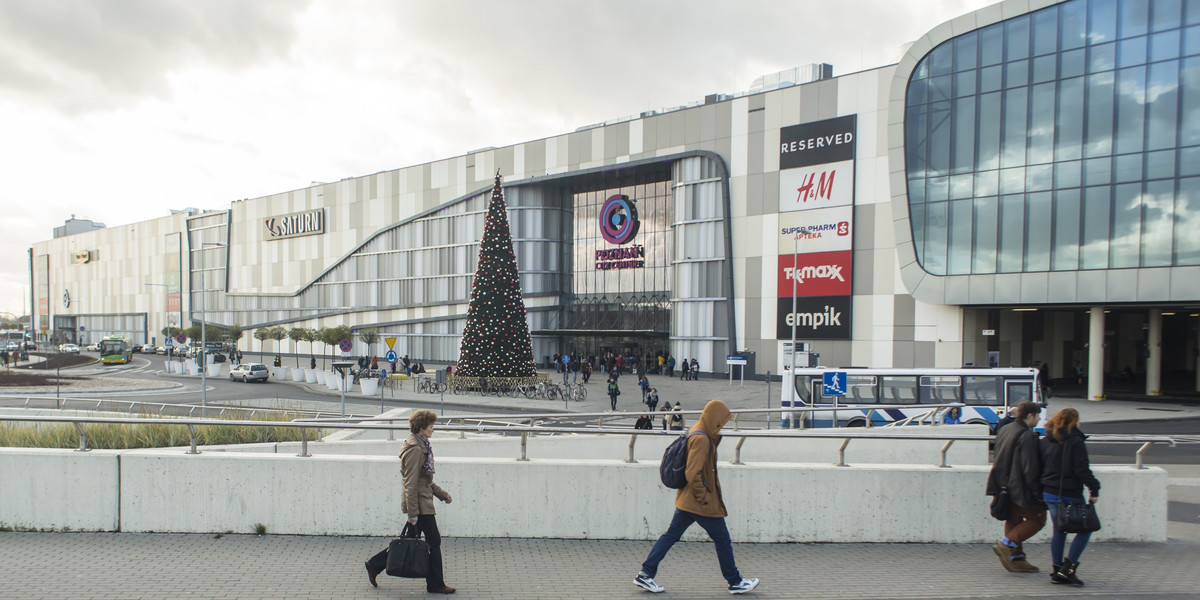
{"left": 846, "top": 419, "right": 867, "bottom": 427}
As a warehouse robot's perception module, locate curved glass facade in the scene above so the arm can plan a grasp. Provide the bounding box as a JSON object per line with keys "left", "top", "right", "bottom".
{"left": 905, "top": 0, "right": 1200, "bottom": 275}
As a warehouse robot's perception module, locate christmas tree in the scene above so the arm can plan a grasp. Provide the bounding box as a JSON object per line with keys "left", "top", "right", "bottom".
{"left": 455, "top": 172, "right": 538, "bottom": 378}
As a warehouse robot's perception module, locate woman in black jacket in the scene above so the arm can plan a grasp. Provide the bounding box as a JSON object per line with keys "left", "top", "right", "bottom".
{"left": 1039, "top": 408, "right": 1100, "bottom": 586}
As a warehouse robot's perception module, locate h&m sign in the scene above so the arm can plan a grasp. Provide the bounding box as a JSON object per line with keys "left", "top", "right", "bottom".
{"left": 264, "top": 209, "right": 325, "bottom": 241}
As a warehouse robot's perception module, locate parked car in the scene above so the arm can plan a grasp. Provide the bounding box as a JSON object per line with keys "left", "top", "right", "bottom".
{"left": 156, "top": 346, "right": 168, "bottom": 355}
{"left": 4, "top": 342, "right": 18, "bottom": 352}
{"left": 229, "top": 363, "right": 269, "bottom": 383}
{"left": 23, "top": 341, "right": 37, "bottom": 351}
{"left": 58, "top": 344, "right": 81, "bottom": 354}
{"left": 85, "top": 343, "right": 100, "bottom": 352}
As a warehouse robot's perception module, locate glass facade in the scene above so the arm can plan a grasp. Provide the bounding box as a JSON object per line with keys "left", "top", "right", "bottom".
{"left": 905, "top": 0, "right": 1200, "bottom": 275}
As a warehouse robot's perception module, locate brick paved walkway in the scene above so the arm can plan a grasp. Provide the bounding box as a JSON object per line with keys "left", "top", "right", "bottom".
{"left": 1, "top": 532, "right": 1197, "bottom": 599}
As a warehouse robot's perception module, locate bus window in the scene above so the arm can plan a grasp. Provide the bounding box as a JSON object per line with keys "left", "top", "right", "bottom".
{"left": 880, "top": 376, "right": 918, "bottom": 404}
{"left": 1006, "top": 381, "right": 1033, "bottom": 405}
{"left": 920, "top": 375, "right": 961, "bottom": 403}
{"left": 846, "top": 376, "right": 877, "bottom": 403}
{"left": 964, "top": 376, "right": 1003, "bottom": 406}
{"left": 793, "top": 375, "right": 812, "bottom": 406}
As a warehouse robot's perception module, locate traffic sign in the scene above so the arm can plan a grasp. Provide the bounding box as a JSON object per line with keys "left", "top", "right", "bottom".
{"left": 823, "top": 371, "right": 847, "bottom": 396}
{"left": 385, "top": 350, "right": 397, "bottom": 363}
{"left": 385, "top": 337, "right": 396, "bottom": 349}
{"left": 165, "top": 339, "right": 173, "bottom": 347}
{"left": 338, "top": 338, "right": 353, "bottom": 353}
{"left": 176, "top": 333, "right": 187, "bottom": 344}
{"left": 726, "top": 354, "right": 748, "bottom": 366}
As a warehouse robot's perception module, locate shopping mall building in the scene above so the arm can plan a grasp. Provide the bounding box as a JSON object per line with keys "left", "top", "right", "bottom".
{"left": 29, "top": 0, "right": 1200, "bottom": 396}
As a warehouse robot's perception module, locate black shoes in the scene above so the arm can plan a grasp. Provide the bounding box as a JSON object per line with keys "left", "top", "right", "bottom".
{"left": 1050, "top": 559, "right": 1084, "bottom": 586}
{"left": 365, "top": 562, "right": 380, "bottom": 587}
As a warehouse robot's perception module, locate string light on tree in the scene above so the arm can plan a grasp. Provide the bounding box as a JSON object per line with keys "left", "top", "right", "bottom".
{"left": 455, "top": 171, "right": 537, "bottom": 378}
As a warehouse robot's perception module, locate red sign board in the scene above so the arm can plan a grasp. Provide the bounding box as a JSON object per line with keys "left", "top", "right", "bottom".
{"left": 777, "top": 251, "right": 852, "bottom": 297}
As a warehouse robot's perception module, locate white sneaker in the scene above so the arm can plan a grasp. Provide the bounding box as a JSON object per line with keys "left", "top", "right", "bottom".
{"left": 729, "top": 578, "right": 759, "bottom": 594}
{"left": 634, "top": 573, "right": 664, "bottom": 593}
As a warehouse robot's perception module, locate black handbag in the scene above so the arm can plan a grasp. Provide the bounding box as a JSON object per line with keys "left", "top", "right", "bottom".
{"left": 386, "top": 522, "right": 430, "bottom": 578}
{"left": 1055, "top": 442, "right": 1101, "bottom": 533}
{"left": 990, "top": 489, "right": 1012, "bottom": 520}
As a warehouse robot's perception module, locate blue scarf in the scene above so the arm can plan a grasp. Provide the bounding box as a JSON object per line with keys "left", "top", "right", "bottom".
{"left": 416, "top": 433, "right": 435, "bottom": 474}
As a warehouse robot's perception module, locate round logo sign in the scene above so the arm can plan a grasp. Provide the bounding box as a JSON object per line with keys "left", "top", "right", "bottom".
{"left": 599, "top": 194, "right": 640, "bottom": 245}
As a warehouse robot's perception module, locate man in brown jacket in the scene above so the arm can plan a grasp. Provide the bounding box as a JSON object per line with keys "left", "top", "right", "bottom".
{"left": 634, "top": 399, "right": 760, "bottom": 595}
{"left": 986, "top": 400, "right": 1046, "bottom": 573}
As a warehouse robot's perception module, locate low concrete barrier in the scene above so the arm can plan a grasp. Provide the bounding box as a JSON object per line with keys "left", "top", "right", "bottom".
{"left": 0, "top": 444, "right": 1164, "bottom": 543}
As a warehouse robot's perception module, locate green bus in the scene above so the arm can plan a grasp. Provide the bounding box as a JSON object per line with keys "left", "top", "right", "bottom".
{"left": 99, "top": 335, "right": 133, "bottom": 365}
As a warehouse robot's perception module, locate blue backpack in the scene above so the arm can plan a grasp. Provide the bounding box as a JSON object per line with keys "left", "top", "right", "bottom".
{"left": 659, "top": 430, "right": 712, "bottom": 489}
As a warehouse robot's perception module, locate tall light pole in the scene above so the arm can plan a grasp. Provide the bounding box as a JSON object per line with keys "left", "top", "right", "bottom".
{"left": 199, "top": 241, "right": 227, "bottom": 416}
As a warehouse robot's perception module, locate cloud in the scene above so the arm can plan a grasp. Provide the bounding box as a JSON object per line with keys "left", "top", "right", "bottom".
{"left": 0, "top": 0, "right": 310, "bottom": 113}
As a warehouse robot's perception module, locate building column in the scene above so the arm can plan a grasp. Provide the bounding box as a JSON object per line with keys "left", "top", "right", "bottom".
{"left": 1146, "top": 309, "right": 1162, "bottom": 396}
{"left": 1088, "top": 306, "right": 1105, "bottom": 402}
{"left": 1196, "top": 322, "right": 1200, "bottom": 392}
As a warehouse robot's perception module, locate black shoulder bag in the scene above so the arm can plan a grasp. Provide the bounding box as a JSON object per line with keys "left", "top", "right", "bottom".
{"left": 386, "top": 521, "right": 431, "bottom": 578}
{"left": 1054, "top": 440, "right": 1101, "bottom": 533}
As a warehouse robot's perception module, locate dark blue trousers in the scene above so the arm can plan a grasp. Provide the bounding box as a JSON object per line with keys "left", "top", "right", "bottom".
{"left": 641, "top": 508, "right": 742, "bottom": 586}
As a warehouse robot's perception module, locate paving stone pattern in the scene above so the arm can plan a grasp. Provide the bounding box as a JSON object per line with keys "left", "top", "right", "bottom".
{"left": 1, "top": 532, "right": 1198, "bottom": 599}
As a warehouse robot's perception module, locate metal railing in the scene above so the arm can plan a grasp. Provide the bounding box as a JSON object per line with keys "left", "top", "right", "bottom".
{"left": 0, "top": 412, "right": 1176, "bottom": 469}
{"left": 0, "top": 395, "right": 369, "bottom": 420}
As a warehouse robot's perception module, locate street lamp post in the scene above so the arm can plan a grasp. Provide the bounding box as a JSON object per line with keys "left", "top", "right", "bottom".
{"left": 199, "top": 242, "right": 227, "bottom": 417}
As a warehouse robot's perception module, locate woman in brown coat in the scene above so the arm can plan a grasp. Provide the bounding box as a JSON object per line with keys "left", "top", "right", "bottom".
{"left": 634, "top": 399, "right": 759, "bottom": 595}
{"left": 364, "top": 409, "right": 456, "bottom": 593}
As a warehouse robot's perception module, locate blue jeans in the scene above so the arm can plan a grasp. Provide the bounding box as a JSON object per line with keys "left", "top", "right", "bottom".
{"left": 641, "top": 508, "right": 742, "bottom": 586}
{"left": 1047, "top": 502, "right": 1092, "bottom": 565}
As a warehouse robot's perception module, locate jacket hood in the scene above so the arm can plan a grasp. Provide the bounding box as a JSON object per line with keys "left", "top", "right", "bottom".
{"left": 691, "top": 399, "right": 731, "bottom": 440}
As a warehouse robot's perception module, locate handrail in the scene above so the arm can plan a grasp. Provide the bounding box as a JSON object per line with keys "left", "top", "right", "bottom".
{"left": 1, "top": 395, "right": 365, "bottom": 421}
{"left": 0, "top": 413, "right": 1176, "bottom": 468}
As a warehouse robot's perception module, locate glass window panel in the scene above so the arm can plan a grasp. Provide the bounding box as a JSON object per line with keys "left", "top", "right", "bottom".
{"left": 1115, "top": 153, "right": 1144, "bottom": 181}
{"left": 1152, "top": 0, "right": 1183, "bottom": 32}
{"left": 977, "top": 91, "right": 1002, "bottom": 170}
{"left": 1006, "top": 60, "right": 1030, "bottom": 87}
{"left": 1081, "top": 186, "right": 1112, "bottom": 269}
{"left": 929, "top": 74, "right": 952, "bottom": 101}
{"left": 1056, "top": 160, "right": 1082, "bottom": 188}
{"left": 928, "top": 176, "right": 949, "bottom": 202}
{"left": 912, "top": 203, "right": 925, "bottom": 265}
{"left": 1025, "top": 192, "right": 1052, "bottom": 271}
{"left": 906, "top": 104, "right": 929, "bottom": 176}
{"left": 913, "top": 56, "right": 930, "bottom": 80}
{"left": 1186, "top": 25, "right": 1200, "bottom": 56}
{"left": 1061, "top": 0, "right": 1088, "bottom": 50}
{"left": 1028, "top": 82, "right": 1056, "bottom": 164}
{"left": 1089, "top": 42, "right": 1117, "bottom": 73}
{"left": 1002, "top": 87, "right": 1029, "bottom": 167}
{"left": 981, "top": 23, "right": 1004, "bottom": 66}
{"left": 1091, "top": 0, "right": 1119, "bottom": 44}
{"left": 1006, "top": 15, "right": 1031, "bottom": 61}
{"left": 964, "top": 376, "right": 1003, "bottom": 406}
{"left": 1027, "top": 164, "right": 1053, "bottom": 191}
{"left": 948, "top": 199, "right": 973, "bottom": 275}
{"left": 999, "top": 194, "right": 1026, "bottom": 273}
{"left": 1118, "top": 36, "right": 1148, "bottom": 67}
{"left": 1032, "top": 7, "right": 1059, "bottom": 56}
{"left": 1141, "top": 180, "right": 1175, "bottom": 267}
{"left": 974, "top": 196, "right": 999, "bottom": 273}
{"left": 1033, "top": 54, "right": 1058, "bottom": 83}
{"left": 908, "top": 178, "right": 927, "bottom": 204}
{"left": 1053, "top": 189, "right": 1082, "bottom": 270}
{"left": 1115, "top": 66, "right": 1147, "bottom": 154}
{"left": 1086, "top": 71, "right": 1116, "bottom": 156}
{"left": 924, "top": 201, "right": 949, "bottom": 275}
{"left": 1190, "top": 0, "right": 1200, "bottom": 25}
{"left": 952, "top": 96, "right": 976, "bottom": 173}
{"left": 1182, "top": 57, "right": 1200, "bottom": 146}
{"left": 954, "top": 70, "right": 977, "bottom": 97}
{"left": 1151, "top": 30, "right": 1182, "bottom": 61}
{"left": 980, "top": 64, "right": 1003, "bottom": 93}
{"left": 1057, "top": 76, "right": 1085, "bottom": 161}
{"left": 954, "top": 32, "right": 978, "bottom": 72}
{"left": 975, "top": 169, "right": 1000, "bottom": 196}
{"left": 1119, "top": 0, "right": 1150, "bottom": 39}
{"left": 1061, "top": 48, "right": 1086, "bottom": 78}
{"left": 1181, "top": 147, "right": 1200, "bottom": 176}
{"left": 1110, "top": 182, "right": 1142, "bottom": 268}
{"left": 881, "top": 376, "right": 919, "bottom": 404}
{"left": 1146, "top": 149, "right": 1177, "bottom": 179}
{"left": 1147, "top": 60, "right": 1181, "bottom": 150}
{"left": 929, "top": 43, "right": 953, "bottom": 76}
{"left": 950, "top": 174, "right": 974, "bottom": 199}
{"left": 1177, "top": 176, "right": 1200, "bottom": 264}
{"left": 1001, "top": 167, "right": 1027, "bottom": 194}
{"left": 929, "top": 101, "right": 952, "bottom": 175}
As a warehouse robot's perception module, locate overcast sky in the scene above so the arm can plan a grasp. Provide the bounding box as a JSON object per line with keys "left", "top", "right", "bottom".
{"left": 0, "top": 0, "right": 998, "bottom": 318}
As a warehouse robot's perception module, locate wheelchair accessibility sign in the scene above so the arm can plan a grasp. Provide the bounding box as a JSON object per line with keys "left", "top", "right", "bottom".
{"left": 823, "top": 371, "right": 847, "bottom": 396}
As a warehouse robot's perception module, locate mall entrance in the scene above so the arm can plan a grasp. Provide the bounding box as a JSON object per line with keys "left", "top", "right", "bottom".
{"left": 962, "top": 307, "right": 1200, "bottom": 396}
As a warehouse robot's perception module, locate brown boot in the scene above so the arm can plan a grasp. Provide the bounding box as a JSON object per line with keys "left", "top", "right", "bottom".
{"left": 1010, "top": 558, "right": 1040, "bottom": 573}
{"left": 992, "top": 543, "right": 1017, "bottom": 572}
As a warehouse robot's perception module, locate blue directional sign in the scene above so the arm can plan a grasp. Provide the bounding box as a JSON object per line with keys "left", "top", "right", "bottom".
{"left": 380, "top": 368, "right": 388, "bottom": 378}
{"left": 384, "top": 350, "right": 397, "bottom": 363}
{"left": 823, "top": 371, "right": 847, "bottom": 396}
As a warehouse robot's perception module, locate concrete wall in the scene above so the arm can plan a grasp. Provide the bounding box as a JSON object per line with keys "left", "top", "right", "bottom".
{"left": 1, "top": 445, "right": 1164, "bottom": 543}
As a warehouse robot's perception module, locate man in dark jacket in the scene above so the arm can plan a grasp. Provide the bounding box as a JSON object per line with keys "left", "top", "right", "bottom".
{"left": 987, "top": 401, "right": 1046, "bottom": 573}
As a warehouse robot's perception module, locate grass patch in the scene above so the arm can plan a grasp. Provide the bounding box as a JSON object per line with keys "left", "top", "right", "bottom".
{"left": 253, "top": 523, "right": 267, "bottom": 536}
{"left": 0, "top": 409, "right": 322, "bottom": 449}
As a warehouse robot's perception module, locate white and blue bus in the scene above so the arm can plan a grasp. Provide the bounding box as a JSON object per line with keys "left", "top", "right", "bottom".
{"left": 781, "top": 366, "right": 1046, "bottom": 430}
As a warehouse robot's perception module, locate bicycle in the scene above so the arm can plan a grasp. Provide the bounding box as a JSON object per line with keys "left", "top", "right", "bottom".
{"left": 565, "top": 382, "right": 587, "bottom": 402}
